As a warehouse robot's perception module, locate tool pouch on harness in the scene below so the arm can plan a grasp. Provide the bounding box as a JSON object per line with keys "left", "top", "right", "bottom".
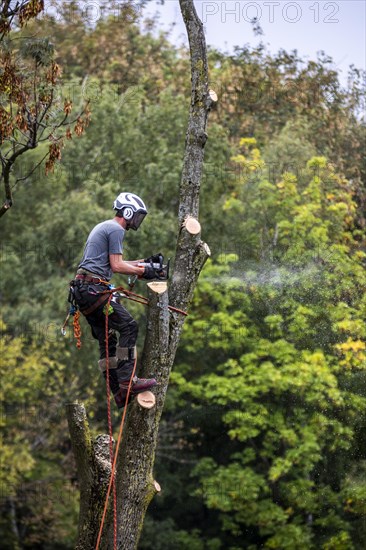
{"left": 72, "top": 281, "right": 109, "bottom": 317}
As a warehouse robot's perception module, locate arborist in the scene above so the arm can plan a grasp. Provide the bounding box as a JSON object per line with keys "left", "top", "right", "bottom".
{"left": 70, "top": 192, "right": 162, "bottom": 409}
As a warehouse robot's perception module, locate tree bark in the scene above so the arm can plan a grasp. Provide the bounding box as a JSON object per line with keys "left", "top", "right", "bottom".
{"left": 67, "top": 1, "right": 213, "bottom": 548}
{"left": 66, "top": 403, "right": 112, "bottom": 549}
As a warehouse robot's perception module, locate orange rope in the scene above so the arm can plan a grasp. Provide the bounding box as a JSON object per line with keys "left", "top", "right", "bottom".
{"left": 72, "top": 310, "right": 82, "bottom": 348}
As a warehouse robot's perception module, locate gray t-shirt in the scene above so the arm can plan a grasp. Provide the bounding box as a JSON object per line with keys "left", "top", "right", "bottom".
{"left": 78, "top": 220, "right": 125, "bottom": 281}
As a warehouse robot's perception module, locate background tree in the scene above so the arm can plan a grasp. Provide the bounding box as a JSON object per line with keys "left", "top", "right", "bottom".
{"left": 0, "top": 0, "right": 89, "bottom": 216}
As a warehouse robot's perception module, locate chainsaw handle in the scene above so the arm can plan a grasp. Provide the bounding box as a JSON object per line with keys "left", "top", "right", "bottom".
{"left": 137, "top": 258, "right": 170, "bottom": 281}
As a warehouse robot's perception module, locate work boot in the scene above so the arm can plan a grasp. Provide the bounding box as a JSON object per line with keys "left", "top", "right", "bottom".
{"left": 114, "top": 377, "right": 157, "bottom": 409}
{"left": 113, "top": 388, "right": 133, "bottom": 409}
{"left": 119, "top": 376, "right": 157, "bottom": 396}
{"left": 98, "top": 357, "right": 129, "bottom": 409}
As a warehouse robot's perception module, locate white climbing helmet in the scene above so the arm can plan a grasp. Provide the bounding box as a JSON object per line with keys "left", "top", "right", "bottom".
{"left": 113, "top": 192, "right": 147, "bottom": 230}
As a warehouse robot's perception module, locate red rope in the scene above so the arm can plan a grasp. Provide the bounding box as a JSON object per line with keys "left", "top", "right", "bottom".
{"left": 95, "top": 297, "right": 138, "bottom": 550}
{"left": 103, "top": 294, "right": 117, "bottom": 549}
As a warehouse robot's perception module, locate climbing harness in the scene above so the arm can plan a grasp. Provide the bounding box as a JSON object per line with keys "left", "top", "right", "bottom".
{"left": 61, "top": 280, "right": 187, "bottom": 348}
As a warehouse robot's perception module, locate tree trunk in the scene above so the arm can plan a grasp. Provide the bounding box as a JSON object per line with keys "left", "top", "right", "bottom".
{"left": 66, "top": 403, "right": 112, "bottom": 549}
{"left": 67, "top": 1, "right": 214, "bottom": 548}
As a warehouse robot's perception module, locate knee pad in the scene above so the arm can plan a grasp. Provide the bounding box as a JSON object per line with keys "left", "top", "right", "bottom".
{"left": 98, "top": 356, "right": 118, "bottom": 373}
{"left": 116, "top": 346, "right": 137, "bottom": 362}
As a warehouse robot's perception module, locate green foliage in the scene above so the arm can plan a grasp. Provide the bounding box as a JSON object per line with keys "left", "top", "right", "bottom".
{"left": 0, "top": 2, "right": 365, "bottom": 548}
{"left": 169, "top": 143, "right": 366, "bottom": 548}
{"left": 0, "top": 319, "right": 78, "bottom": 548}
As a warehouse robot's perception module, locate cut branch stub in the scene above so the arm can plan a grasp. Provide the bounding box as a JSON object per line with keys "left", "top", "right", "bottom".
{"left": 183, "top": 216, "right": 201, "bottom": 235}
{"left": 136, "top": 391, "right": 156, "bottom": 409}
{"left": 208, "top": 89, "right": 218, "bottom": 103}
{"left": 147, "top": 281, "right": 168, "bottom": 294}
{"left": 153, "top": 481, "right": 161, "bottom": 493}
{"left": 65, "top": 402, "right": 94, "bottom": 486}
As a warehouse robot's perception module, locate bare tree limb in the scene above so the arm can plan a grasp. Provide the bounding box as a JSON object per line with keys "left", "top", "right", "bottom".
{"left": 176, "top": 0, "right": 215, "bottom": 225}
{"left": 0, "top": 143, "right": 31, "bottom": 217}
{"left": 12, "top": 151, "right": 49, "bottom": 188}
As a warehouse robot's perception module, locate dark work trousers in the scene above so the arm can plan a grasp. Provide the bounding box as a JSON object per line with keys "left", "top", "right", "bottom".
{"left": 72, "top": 281, "right": 138, "bottom": 384}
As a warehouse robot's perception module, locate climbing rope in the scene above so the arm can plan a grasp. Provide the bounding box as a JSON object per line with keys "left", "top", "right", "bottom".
{"left": 103, "top": 293, "right": 118, "bottom": 549}
{"left": 72, "top": 309, "right": 82, "bottom": 349}
{"left": 95, "top": 301, "right": 138, "bottom": 550}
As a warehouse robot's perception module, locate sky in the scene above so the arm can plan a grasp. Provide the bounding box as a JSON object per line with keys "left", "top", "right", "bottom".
{"left": 143, "top": 0, "right": 366, "bottom": 85}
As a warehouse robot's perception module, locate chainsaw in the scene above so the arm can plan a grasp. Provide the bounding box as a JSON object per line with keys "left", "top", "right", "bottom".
{"left": 128, "top": 254, "right": 170, "bottom": 289}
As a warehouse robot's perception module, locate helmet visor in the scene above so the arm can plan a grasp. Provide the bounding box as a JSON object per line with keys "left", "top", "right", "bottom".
{"left": 129, "top": 211, "right": 147, "bottom": 231}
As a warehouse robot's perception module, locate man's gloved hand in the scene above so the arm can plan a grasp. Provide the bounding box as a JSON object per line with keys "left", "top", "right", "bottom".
{"left": 144, "top": 252, "right": 163, "bottom": 265}
{"left": 141, "top": 265, "right": 157, "bottom": 280}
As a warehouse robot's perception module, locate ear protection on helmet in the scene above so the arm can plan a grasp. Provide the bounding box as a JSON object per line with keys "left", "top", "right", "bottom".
{"left": 122, "top": 207, "right": 134, "bottom": 220}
